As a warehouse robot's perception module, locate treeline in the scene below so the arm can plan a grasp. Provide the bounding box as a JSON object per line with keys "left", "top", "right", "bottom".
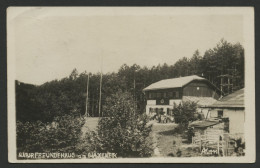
{"left": 16, "top": 39, "right": 244, "bottom": 122}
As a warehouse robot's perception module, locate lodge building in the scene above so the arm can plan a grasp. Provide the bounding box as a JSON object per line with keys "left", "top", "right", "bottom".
{"left": 143, "top": 75, "right": 222, "bottom": 115}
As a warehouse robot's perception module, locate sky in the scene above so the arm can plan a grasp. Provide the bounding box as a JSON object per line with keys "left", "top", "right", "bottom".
{"left": 8, "top": 7, "right": 244, "bottom": 85}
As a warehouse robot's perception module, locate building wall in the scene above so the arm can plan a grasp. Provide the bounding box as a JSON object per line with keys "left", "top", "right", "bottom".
{"left": 146, "top": 99, "right": 182, "bottom": 115}
{"left": 144, "top": 80, "right": 220, "bottom": 115}
{"left": 197, "top": 107, "right": 211, "bottom": 119}
{"left": 209, "top": 108, "right": 244, "bottom": 134}
{"left": 183, "top": 81, "right": 220, "bottom": 99}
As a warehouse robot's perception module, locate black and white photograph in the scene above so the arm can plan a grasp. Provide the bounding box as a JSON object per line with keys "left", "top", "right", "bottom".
{"left": 7, "top": 7, "right": 255, "bottom": 163}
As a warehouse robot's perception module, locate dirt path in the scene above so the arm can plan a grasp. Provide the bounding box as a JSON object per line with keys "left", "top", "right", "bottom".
{"left": 149, "top": 121, "right": 178, "bottom": 157}
{"left": 151, "top": 131, "right": 162, "bottom": 157}
{"left": 81, "top": 117, "right": 99, "bottom": 139}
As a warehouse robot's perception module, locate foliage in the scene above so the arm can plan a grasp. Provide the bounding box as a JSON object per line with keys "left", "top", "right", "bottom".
{"left": 173, "top": 101, "right": 197, "bottom": 128}
{"left": 17, "top": 115, "right": 85, "bottom": 153}
{"left": 176, "top": 148, "right": 182, "bottom": 157}
{"left": 187, "top": 127, "right": 195, "bottom": 143}
{"left": 17, "top": 120, "right": 46, "bottom": 152}
{"left": 234, "top": 138, "right": 245, "bottom": 156}
{"left": 16, "top": 39, "right": 244, "bottom": 122}
{"left": 88, "top": 91, "right": 154, "bottom": 157}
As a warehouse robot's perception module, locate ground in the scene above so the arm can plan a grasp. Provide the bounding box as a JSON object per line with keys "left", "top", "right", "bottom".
{"left": 81, "top": 117, "right": 201, "bottom": 157}
{"left": 81, "top": 117, "right": 99, "bottom": 135}
{"left": 149, "top": 121, "right": 200, "bottom": 157}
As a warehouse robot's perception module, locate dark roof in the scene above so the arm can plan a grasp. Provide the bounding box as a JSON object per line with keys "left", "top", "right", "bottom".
{"left": 207, "top": 88, "right": 244, "bottom": 108}
{"left": 143, "top": 75, "right": 220, "bottom": 92}
{"left": 189, "top": 120, "right": 220, "bottom": 128}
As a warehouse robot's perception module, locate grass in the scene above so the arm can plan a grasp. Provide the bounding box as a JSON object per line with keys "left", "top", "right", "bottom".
{"left": 81, "top": 117, "right": 99, "bottom": 135}
{"left": 150, "top": 121, "right": 201, "bottom": 157}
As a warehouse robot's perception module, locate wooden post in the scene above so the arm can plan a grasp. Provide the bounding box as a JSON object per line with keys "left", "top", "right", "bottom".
{"left": 228, "top": 77, "right": 230, "bottom": 94}
{"left": 200, "top": 139, "right": 202, "bottom": 152}
{"left": 220, "top": 77, "right": 223, "bottom": 93}
{"left": 217, "top": 138, "right": 220, "bottom": 156}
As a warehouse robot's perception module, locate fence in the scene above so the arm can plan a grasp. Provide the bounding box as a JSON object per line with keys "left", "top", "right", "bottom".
{"left": 192, "top": 130, "right": 244, "bottom": 156}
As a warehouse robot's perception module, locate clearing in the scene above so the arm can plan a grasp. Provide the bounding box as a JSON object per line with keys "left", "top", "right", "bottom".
{"left": 81, "top": 117, "right": 200, "bottom": 157}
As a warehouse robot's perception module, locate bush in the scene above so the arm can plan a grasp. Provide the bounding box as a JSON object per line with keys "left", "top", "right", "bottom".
{"left": 174, "top": 123, "right": 187, "bottom": 134}
{"left": 234, "top": 138, "right": 245, "bottom": 156}
{"left": 86, "top": 91, "right": 154, "bottom": 157}
{"left": 17, "top": 120, "right": 46, "bottom": 153}
{"left": 17, "top": 115, "right": 85, "bottom": 154}
{"left": 173, "top": 101, "right": 197, "bottom": 128}
{"left": 187, "top": 127, "right": 195, "bottom": 143}
{"left": 176, "top": 148, "right": 182, "bottom": 157}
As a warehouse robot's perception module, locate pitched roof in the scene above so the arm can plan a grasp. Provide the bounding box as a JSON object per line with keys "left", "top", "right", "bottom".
{"left": 183, "top": 96, "right": 217, "bottom": 107}
{"left": 207, "top": 88, "right": 244, "bottom": 108}
{"left": 143, "top": 75, "right": 208, "bottom": 91}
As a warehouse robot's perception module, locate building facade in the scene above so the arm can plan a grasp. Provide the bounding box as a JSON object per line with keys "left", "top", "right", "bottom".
{"left": 205, "top": 88, "right": 244, "bottom": 135}
{"left": 143, "top": 75, "right": 222, "bottom": 115}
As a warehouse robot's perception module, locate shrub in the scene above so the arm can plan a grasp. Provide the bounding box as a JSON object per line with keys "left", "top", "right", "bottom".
{"left": 187, "top": 127, "right": 195, "bottom": 143}
{"left": 176, "top": 148, "right": 182, "bottom": 157}
{"left": 17, "top": 120, "right": 46, "bottom": 153}
{"left": 173, "top": 101, "right": 197, "bottom": 129}
{"left": 234, "top": 138, "right": 245, "bottom": 156}
{"left": 174, "top": 123, "right": 187, "bottom": 134}
{"left": 17, "top": 115, "right": 85, "bottom": 154}
{"left": 89, "top": 91, "right": 154, "bottom": 157}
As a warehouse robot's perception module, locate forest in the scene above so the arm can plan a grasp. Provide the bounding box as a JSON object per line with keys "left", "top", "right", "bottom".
{"left": 16, "top": 39, "right": 244, "bottom": 123}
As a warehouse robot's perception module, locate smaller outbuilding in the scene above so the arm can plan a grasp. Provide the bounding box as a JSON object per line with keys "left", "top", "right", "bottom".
{"left": 202, "top": 88, "right": 244, "bottom": 135}
{"left": 189, "top": 119, "right": 224, "bottom": 135}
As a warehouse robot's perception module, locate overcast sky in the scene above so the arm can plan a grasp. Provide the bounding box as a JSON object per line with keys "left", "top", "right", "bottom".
{"left": 9, "top": 7, "right": 244, "bottom": 85}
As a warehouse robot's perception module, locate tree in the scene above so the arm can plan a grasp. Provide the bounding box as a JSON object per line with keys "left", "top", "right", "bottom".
{"left": 190, "top": 50, "right": 202, "bottom": 75}
{"left": 94, "top": 91, "right": 154, "bottom": 157}
{"left": 15, "top": 39, "right": 244, "bottom": 123}
{"left": 172, "top": 101, "right": 197, "bottom": 128}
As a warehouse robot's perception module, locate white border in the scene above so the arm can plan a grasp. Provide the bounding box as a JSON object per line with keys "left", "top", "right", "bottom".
{"left": 7, "top": 7, "right": 255, "bottom": 163}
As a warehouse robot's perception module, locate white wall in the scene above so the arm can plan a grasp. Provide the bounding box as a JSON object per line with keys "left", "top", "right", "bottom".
{"left": 146, "top": 105, "right": 173, "bottom": 115}
{"left": 145, "top": 99, "right": 182, "bottom": 115}
{"left": 169, "top": 99, "right": 182, "bottom": 106}
{"left": 210, "top": 108, "right": 244, "bottom": 134}
{"left": 197, "top": 108, "right": 210, "bottom": 119}
{"left": 147, "top": 100, "right": 156, "bottom": 105}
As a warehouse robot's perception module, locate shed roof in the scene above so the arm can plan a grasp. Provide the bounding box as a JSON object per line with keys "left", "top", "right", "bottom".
{"left": 207, "top": 88, "right": 244, "bottom": 108}
{"left": 143, "top": 75, "right": 208, "bottom": 91}
{"left": 189, "top": 120, "right": 220, "bottom": 128}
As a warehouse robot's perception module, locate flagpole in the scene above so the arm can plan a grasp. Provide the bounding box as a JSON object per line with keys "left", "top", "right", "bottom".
{"left": 99, "top": 55, "right": 103, "bottom": 117}
{"left": 85, "top": 73, "right": 90, "bottom": 117}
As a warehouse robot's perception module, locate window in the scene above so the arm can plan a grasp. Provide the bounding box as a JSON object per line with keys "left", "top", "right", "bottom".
{"left": 151, "top": 93, "right": 155, "bottom": 99}
{"left": 148, "top": 93, "right": 152, "bottom": 99}
{"left": 218, "top": 110, "right": 223, "bottom": 118}
{"left": 163, "top": 92, "right": 167, "bottom": 98}
{"left": 168, "top": 92, "right": 173, "bottom": 98}
{"left": 176, "top": 91, "right": 179, "bottom": 98}
{"left": 149, "top": 108, "right": 155, "bottom": 113}
{"left": 156, "top": 92, "right": 161, "bottom": 98}
{"left": 155, "top": 108, "right": 158, "bottom": 113}
{"left": 167, "top": 108, "right": 173, "bottom": 115}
